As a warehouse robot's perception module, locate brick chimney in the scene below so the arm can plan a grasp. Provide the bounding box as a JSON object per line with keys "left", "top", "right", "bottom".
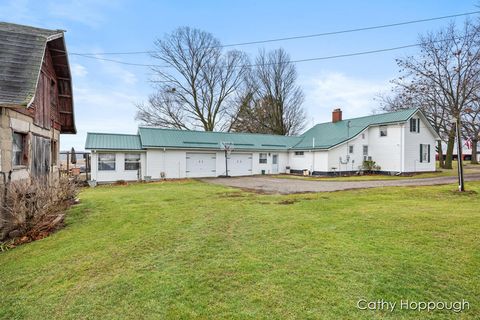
{"left": 332, "top": 108, "right": 342, "bottom": 123}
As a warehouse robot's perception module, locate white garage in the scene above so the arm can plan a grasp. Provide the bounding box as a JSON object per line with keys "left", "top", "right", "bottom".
{"left": 186, "top": 153, "right": 216, "bottom": 177}
{"left": 227, "top": 153, "right": 253, "bottom": 176}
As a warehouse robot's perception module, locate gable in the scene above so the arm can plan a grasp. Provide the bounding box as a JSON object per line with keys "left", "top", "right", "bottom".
{"left": 0, "top": 22, "right": 76, "bottom": 133}
{"left": 294, "top": 108, "right": 420, "bottom": 150}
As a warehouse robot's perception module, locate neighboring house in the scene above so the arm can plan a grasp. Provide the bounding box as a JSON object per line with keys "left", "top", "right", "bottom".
{"left": 438, "top": 142, "right": 480, "bottom": 162}
{"left": 85, "top": 108, "right": 439, "bottom": 183}
{"left": 0, "top": 22, "right": 75, "bottom": 183}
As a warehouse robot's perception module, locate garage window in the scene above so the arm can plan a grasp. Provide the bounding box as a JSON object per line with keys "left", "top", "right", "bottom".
{"left": 259, "top": 153, "right": 267, "bottom": 164}
{"left": 98, "top": 153, "right": 115, "bottom": 171}
{"left": 125, "top": 153, "right": 140, "bottom": 170}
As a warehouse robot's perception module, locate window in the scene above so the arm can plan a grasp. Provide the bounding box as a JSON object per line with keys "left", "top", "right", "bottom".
{"left": 349, "top": 145, "right": 354, "bottom": 154}
{"left": 98, "top": 153, "right": 116, "bottom": 171}
{"left": 12, "top": 132, "right": 27, "bottom": 166}
{"left": 51, "top": 140, "right": 58, "bottom": 165}
{"left": 125, "top": 153, "right": 141, "bottom": 170}
{"left": 294, "top": 151, "right": 304, "bottom": 156}
{"left": 259, "top": 153, "right": 267, "bottom": 164}
{"left": 380, "top": 125, "right": 387, "bottom": 137}
{"left": 420, "top": 144, "right": 430, "bottom": 163}
{"left": 363, "top": 145, "right": 368, "bottom": 161}
{"left": 410, "top": 118, "right": 420, "bottom": 133}
{"left": 362, "top": 133, "right": 365, "bottom": 139}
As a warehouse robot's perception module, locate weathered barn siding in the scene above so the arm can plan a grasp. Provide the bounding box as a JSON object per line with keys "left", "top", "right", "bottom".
{"left": 0, "top": 22, "right": 76, "bottom": 238}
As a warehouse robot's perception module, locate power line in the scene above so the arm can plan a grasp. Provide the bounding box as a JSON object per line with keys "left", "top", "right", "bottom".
{"left": 70, "top": 10, "right": 480, "bottom": 56}
{"left": 71, "top": 37, "right": 463, "bottom": 69}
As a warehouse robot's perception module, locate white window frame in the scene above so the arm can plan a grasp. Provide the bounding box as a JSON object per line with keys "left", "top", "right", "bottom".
{"left": 349, "top": 145, "right": 354, "bottom": 154}
{"left": 363, "top": 145, "right": 369, "bottom": 161}
{"left": 420, "top": 144, "right": 430, "bottom": 163}
{"left": 379, "top": 125, "right": 388, "bottom": 137}
{"left": 259, "top": 153, "right": 267, "bottom": 164}
{"left": 124, "top": 153, "right": 141, "bottom": 171}
{"left": 294, "top": 151, "right": 304, "bottom": 156}
{"left": 98, "top": 153, "right": 116, "bottom": 171}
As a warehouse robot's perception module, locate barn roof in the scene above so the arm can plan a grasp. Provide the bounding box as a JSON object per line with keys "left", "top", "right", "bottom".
{"left": 85, "top": 108, "right": 436, "bottom": 151}
{"left": 0, "top": 22, "right": 76, "bottom": 133}
{"left": 0, "top": 22, "right": 62, "bottom": 107}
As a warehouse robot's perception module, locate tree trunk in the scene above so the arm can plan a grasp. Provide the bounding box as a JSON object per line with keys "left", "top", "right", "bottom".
{"left": 471, "top": 139, "right": 478, "bottom": 164}
{"left": 437, "top": 140, "right": 444, "bottom": 168}
{"left": 444, "top": 127, "right": 456, "bottom": 169}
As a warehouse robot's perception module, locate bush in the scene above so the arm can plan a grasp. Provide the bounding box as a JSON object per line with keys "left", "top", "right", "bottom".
{"left": 361, "top": 160, "right": 381, "bottom": 172}
{"left": 1, "top": 176, "right": 79, "bottom": 242}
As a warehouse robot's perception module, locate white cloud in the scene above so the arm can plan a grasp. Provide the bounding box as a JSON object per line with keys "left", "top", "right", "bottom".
{"left": 71, "top": 63, "right": 88, "bottom": 77}
{"left": 61, "top": 83, "right": 146, "bottom": 151}
{"left": 302, "top": 72, "right": 391, "bottom": 125}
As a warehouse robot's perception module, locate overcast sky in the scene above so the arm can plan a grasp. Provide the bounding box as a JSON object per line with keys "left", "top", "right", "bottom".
{"left": 0, "top": 0, "right": 476, "bottom": 150}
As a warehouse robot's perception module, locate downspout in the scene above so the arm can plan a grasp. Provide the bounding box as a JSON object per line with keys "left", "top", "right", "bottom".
{"left": 312, "top": 138, "right": 315, "bottom": 174}
{"left": 400, "top": 123, "right": 404, "bottom": 173}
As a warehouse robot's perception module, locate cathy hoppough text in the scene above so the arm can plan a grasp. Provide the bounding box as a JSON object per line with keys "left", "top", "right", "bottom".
{"left": 357, "top": 299, "right": 470, "bottom": 313}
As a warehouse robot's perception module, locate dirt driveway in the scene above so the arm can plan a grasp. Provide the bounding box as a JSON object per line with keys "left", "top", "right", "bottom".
{"left": 202, "top": 173, "right": 480, "bottom": 194}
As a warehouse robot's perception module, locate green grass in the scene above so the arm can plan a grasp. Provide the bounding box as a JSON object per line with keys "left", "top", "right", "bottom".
{"left": 1, "top": 180, "right": 479, "bottom": 319}
{"left": 275, "top": 161, "right": 480, "bottom": 182}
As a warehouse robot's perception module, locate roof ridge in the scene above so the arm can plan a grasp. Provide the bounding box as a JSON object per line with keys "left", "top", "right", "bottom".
{"left": 311, "top": 108, "right": 418, "bottom": 127}
{"left": 138, "top": 126, "right": 300, "bottom": 138}
{"left": 0, "top": 22, "right": 63, "bottom": 36}
{"left": 87, "top": 132, "right": 139, "bottom": 137}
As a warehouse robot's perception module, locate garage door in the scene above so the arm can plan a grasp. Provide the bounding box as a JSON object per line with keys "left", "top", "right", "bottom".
{"left": 186, "top": 153, "right": 216, "bottom": 177}
{"left": 227, "top": 153, "right": 253, "bottom": 176}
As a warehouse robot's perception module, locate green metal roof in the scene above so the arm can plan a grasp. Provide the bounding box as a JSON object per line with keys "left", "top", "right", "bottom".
{"left": 138, "top": 127, "right": 302, "bottom": 150}
{"left": 85, "top": 133, "right": 143, "bottom": 150}
{"left": 294, "top": 108, "right": 419, "bottom": 149}
{"left": 85, "top": 108, "right": 423, "bottom": 151}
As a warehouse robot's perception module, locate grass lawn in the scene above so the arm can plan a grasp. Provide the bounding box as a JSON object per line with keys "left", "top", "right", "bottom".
{"left": 1, "top": 180, "right": 479, "bottom": 319}
{"left": 275, "top": 161, "right": 480, "bottom": 182}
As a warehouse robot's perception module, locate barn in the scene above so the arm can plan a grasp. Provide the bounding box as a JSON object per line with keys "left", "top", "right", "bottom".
{"left": 0, "top": 22, "right": 75, "bottom": 183}
{"left": 85, "top": 108, "right": 439, "bottom": 183}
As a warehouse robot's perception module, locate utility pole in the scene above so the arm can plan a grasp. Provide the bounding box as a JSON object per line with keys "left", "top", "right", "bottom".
{"left": 454, "top": 117, "right": 465, "bottom": 192}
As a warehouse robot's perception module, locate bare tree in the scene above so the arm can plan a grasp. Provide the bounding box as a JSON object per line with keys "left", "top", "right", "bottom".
{"left": 382, "top": 20, "right": 480, "bottom": 169}
{"left": 136, "top": 27, "right": 249, "bottom": 131}
{"left": 231, "top": 49, "right": 306, "bottom": 135}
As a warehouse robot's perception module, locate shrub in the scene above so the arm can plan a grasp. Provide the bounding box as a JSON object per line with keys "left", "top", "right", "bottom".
{"left": 361, "top": 160, "right": 381, "bottom": 172}
{"left": 1, "top": 176, "right": 79, "bottom": 241}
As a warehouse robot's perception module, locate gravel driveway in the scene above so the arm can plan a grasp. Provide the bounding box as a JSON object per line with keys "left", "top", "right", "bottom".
{"left": 202, "top": 173, "right": 480, "bottom": 194}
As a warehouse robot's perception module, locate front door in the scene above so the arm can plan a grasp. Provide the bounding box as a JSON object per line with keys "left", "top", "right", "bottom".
{"left": 272, "top": 154, "right": 279, "bottom": 173}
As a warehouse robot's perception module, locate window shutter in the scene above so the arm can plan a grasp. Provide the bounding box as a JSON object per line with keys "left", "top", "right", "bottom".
{"left": 420, "top": 144, "right": 423, "bottom": 163}
{"left": 428, "top": 144, "right": 430, "bottom": 162}
{"left": 417, "top": 119, "right": 420, "bottom": 133}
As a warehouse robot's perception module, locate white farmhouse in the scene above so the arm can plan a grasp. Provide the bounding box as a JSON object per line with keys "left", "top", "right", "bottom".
{"left": 85, "top": 108, "right": 439, "bottom": 182}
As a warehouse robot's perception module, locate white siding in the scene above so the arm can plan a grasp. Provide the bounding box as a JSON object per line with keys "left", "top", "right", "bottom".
{"left": 288, "top": 151, "right": 313, "bottom": 172}
{"left": 91, "top": 151, "right": 146, "bottom": 182}
{"left": 145, "top": 149, "right": 289, "bottom": 179}
{"left": 327, "top": 132, "right": 368, "bottom": 172}
{"left": 403, "top": 113, "right": 437, "bottom": 172}
{"left": 366, "top": 123, "right": 403, "bottom": 172}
